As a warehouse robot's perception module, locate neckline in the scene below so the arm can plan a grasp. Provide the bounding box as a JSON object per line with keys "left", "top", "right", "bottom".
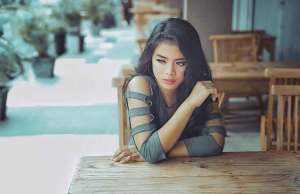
{"left": 166, "top": 103, "right": 176, "bottom": 109}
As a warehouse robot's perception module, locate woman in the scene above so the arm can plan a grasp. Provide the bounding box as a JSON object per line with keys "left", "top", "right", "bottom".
{"left": 112, "top": 18, "right": 225, "bottom": 164}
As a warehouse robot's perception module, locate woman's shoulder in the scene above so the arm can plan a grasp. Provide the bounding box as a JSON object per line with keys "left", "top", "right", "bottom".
{"left": 126, "top": 75, "right": 155, "bottom": 95}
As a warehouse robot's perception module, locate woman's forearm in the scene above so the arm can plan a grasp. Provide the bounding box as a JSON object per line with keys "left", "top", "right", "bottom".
{"left": 167, "top": 134, "right": 224, "bottom": 158}
{"left": 157, "top": 100, "right": 195, "bottom": 152}
{"left": 167, "top": 141, "right": 189, "bottom": 157}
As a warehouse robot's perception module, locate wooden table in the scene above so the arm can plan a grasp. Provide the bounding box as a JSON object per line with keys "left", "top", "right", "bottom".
{"left": 68, "top": 152, "right": 300, "bottom": 194}
{"left": 209, "top": 62, "right": 298, "bottom": 95}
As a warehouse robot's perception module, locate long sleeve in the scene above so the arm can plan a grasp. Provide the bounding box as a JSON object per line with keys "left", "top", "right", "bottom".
{"left": 182, "top": 102, "right": 226, "bottom": 157}
{"left": 125, "top": 76, "right": 167, "bottom": 163}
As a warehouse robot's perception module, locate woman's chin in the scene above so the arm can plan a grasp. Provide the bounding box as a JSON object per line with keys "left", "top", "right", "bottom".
{"left": 159, "top": 84, "right": 178, "bottom": 92}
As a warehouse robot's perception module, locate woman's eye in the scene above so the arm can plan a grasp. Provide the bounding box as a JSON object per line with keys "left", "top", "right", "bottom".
{"left": 156, "top": 59, "right": 166, "bottom": 64}
{"left": 176, "top": 62, "right": 187, "bottom": 67}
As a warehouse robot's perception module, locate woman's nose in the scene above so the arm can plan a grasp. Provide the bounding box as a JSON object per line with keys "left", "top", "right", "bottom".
{"left": 165, "top": 63, "right": 175, "bottom": 75}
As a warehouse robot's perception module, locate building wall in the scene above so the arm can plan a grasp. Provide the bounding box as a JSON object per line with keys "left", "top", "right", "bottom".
{"left": 234, "top": 0, "right": 300, "bottom": 61}
{"left": 232, "top": 0, "right": 254, "bottom": 30}
{"left": 166, "top": 0, "right": 182, "bottom": 9}
{"left": 186, "top": 0, "right": 233, "bottom": 62}
{"left": 253, "top": 0, "right": 282, "bottom": 60}
{"left": 279, "top": 0, "right": 300, "bottom": 60}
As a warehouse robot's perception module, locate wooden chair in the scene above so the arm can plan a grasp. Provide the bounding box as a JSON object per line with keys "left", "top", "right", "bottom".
{"left": 210, "top": 33, "right": 263, "bottom": 121}
{"left": 231, "top": 30, "right": 276, "bottom": 61}
{"left": 260, "top": 68, "right": 300, "bottom": 152}
{"left": 112, "top": 66, "right": 136, "bottom": 147}
{"left": 210, "top": 34, "right": 259, "bottom": 63}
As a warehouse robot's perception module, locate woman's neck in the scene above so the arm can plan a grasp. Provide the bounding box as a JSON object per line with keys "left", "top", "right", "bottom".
{"left": 160, "top": 89, "right": 176, "bottom": 108}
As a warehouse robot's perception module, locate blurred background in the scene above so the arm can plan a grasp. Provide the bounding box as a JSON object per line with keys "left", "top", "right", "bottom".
{"left": 0, "top": 0, "right": 183, "bottom": 136}
{"left": 0, "top": 0, "right": 299, "bottom": 194}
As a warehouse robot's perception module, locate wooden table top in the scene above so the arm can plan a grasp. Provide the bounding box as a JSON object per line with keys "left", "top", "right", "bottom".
{"left": 68, "top": 152, "right": 300, "bottom": 194}
{"left": 209, "top": 62, "right": 299, "bottom": 79}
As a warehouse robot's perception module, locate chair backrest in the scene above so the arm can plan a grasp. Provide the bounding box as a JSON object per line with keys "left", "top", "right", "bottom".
{"left": 210, "top": 34, "right": 259, "bottom": 63}
{"left": 112, "top": 66, "right": 136, "bottom": 148}
{"left": 231, "top": 30, "right": 276, "bottom": 61}
{"left": 264, "top": 68, "right": 300, "bottom": 152}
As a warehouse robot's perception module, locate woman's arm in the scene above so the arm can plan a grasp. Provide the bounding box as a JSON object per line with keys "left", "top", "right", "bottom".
{"left": 124, "top": 76, "right": 196, "bottom": 163}
{"left": 123, "top": 77, "right": 216, "bottom": 163}
{"left": 168, "top": 102, "right": 225, "bottom": 158}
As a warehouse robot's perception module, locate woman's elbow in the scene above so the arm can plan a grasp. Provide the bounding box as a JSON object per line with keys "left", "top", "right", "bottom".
{"left": 209, "top": 136, "right": 224, "bottom": 156}
{"left": 138, "top": 141, "right": 167, "bottom": 164}
{"left": 211, "top": 143, "right": 223, "bottom": 155}
{"left": 210, "top": 134, "right": 225, "bottom": 155}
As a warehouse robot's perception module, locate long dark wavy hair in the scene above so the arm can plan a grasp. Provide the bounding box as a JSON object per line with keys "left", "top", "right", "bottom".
{"left": 131, "top": 18, "right": 212, "bottom": 132}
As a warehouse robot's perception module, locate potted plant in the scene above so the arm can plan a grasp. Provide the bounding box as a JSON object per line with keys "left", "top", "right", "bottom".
{"left": 0, "top": 37, "right": 23, "bottom": 121}
{"left": 48, "top": 5, "right": 68, "bottom": 56}
{"left": 58, "top": 0, "right": 85, "bottom": 53}
{"left": 100, "top": 1, "right": 116, "bottom": 29}
{"left": 16, "top": 8, "right": 55, "bottom": 78}
{"left": 84, "top": 0, "right": 107, "bottom": 36}
{"left": 59, "top": 0, "right": 82, "bottom": 31}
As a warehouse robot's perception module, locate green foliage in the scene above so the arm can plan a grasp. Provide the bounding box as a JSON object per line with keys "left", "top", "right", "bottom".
{"left": 84, "top": 0, "right": 114, "bottom": 25}
{"left": 48, "top": 5, "right": 68, "bottom": 33}
{"left": 58, "top": 0, "right": 83, "bottom": 27}
{"left": 0, "top": 37, "right": 23, "bottom": 86}
{"left": 16, "top": 8, "right": 50, "bottom": 57}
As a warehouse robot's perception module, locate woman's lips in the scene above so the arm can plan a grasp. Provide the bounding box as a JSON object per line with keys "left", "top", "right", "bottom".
{"left": 162, "top": 79, "right": 176, "bottom": 85}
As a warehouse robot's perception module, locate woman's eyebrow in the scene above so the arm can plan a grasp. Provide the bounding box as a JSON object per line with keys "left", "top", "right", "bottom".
{"left": 156, "top": 55, "right": 186, "bottom": 61}
{"left": 156, "top": 54, "right": 167, "bottom": 59}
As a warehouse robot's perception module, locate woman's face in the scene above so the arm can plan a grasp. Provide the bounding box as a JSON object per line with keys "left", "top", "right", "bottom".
{"left": 152, "top": 42, "right": 187, "bottom": 93}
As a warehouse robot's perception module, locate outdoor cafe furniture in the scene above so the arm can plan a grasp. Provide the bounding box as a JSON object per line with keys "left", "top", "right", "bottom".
{"left": 260, "top": 68, "right": 300, "bottom": 152}
{"left": 68, "top": 151, "right": 300, "bottom": 194}
{"left": 112, "top": 62, "right": 300, "bottom": 147}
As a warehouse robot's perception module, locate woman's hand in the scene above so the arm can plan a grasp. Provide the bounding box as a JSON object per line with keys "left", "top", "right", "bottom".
{"left": 112, "top": 145, "right": 144, "bottom": 163}
{"left": 186, "top": 81, "right": 218, "bottom": 109}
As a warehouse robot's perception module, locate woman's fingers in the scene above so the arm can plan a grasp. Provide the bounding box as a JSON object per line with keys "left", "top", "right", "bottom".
{"left": 112, "top": 146, "right": 143, "bottom": 163}
{"left": 112, "top": 150, "right": 128, "bottom": 162}
{"left": 112, "top": 146, "right": 131, "bottom": 158}
{"left": 120, "top": 155, "right": 132, "bottom": 164}
{"left": 112, "top": 148, "right": 125, "bottom": 160}
{"left": 200, "top": 81, "right": 218, "bottom": 101}
{"left": 209, "top": 88, "right": 218, "bottom": 101}
{"left": 112, "top": 148, "right": 122, "bottom": 158}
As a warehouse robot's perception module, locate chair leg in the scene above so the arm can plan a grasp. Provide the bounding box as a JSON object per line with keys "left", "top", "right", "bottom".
{"left": 256, "top": 95, "right": 265, "bottom": 114}
{"left": 260, "top": 115, "right": 267, "bottom": 151}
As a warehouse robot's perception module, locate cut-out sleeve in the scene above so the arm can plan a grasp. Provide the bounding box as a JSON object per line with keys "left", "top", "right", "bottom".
{"left": 125, "top": 76, "right": 167, "bottom": 163}
{"left": 182, "top": 102, "right": 226, "bottom": 157}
